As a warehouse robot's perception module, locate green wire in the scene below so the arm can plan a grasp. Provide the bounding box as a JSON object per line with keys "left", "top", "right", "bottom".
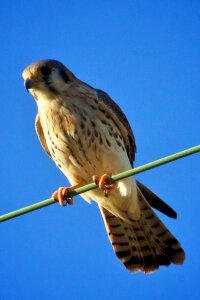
{"left": 0, "top": 145, "right": 199, "bottom": 223}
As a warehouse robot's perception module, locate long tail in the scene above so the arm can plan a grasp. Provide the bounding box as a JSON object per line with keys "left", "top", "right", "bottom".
{"left": 99, "top": 185, "right": 185, "bottom": 273}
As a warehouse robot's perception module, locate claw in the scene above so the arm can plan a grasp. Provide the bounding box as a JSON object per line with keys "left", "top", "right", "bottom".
{"left": 52, "top": 184, "right": 80, "bottom": 206}
{"left": 93, "top": 174, "right": 115, "bottom": 197}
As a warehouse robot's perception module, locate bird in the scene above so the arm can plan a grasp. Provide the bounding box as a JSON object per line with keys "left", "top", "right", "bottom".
{"left": 22, "top": 59, "right": 185, "bottom": 273}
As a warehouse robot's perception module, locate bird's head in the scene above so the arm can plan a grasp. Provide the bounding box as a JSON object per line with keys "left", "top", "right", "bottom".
{"left": 22, "top": 59, "right": 76, "bottom": 99}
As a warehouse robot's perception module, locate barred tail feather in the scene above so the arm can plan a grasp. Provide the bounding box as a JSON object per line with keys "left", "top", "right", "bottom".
{"left": 99, "top": 187, "right": 185, "bottom": 273}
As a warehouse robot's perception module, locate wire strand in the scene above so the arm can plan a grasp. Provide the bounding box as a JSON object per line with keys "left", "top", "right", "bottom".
{"left": 0, "top": 145, "right": 199, "bottom": 223}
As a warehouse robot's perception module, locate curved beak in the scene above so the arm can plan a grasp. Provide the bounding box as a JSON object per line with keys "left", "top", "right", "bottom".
{"left": 24, "top": 79, "right": 34, "bottom": 92}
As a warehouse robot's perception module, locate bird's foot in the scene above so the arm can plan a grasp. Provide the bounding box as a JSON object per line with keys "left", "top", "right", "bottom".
{"left": 52, "top": 184, "right": 80, "bottom": 206}
{"left": 93, "top": 174, "right": 115, "bottom": 197}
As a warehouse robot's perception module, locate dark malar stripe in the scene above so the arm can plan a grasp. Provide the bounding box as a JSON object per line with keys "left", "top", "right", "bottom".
{"left": 43, "top": 76, "right": 59, "bottom": 94}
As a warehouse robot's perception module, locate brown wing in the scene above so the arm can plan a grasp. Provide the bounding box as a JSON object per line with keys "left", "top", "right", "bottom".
{"left": 35, "top": 113, "right": 52, "bottom": 158}
{"left": 96, "top": 89, "right": 178, "bottom": 219}
{"left": 136, "top": 181, "right": 177, "bottom": 219}
{"left": 96, "top": 89, "right": 136, "bottom": 165}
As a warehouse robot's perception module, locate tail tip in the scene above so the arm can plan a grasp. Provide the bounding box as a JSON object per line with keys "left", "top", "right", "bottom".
{"left": 172, "top": 250, "right": 185, "bottom": 265}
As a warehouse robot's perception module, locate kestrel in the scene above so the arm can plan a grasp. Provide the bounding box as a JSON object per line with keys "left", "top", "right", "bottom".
{"left": 22, "top": 59, "right": 185, "bottom": 273}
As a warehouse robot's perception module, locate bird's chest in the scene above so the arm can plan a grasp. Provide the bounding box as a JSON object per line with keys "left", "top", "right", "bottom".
{"left": 37, "top": 97, "right": 126, "bottom": 183}
{"left": 37, "top": 99, "right": 105, "bottom": 178}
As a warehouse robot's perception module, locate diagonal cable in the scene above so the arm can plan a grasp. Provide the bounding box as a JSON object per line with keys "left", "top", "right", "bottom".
{"left": 0, "top": 145, "right": 199, "bottom": 223}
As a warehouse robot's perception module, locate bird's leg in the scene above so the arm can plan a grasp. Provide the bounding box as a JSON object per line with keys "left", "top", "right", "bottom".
{"left": 93, "top": 174, "right": 116, "bottom": 197}
{"left": 52, "top": 184, "right": 81, "bottom": 206}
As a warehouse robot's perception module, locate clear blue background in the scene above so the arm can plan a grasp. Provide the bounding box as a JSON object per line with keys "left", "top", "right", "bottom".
{"left": 0, "top": 1, "right": 199, "bottom": 299}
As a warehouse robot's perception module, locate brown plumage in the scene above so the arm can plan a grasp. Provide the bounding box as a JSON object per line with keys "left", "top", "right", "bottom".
{"left": 22, "top": 59, "right": 185, "bottom": 273}
{"left": 100, "top": 188, "right": 184, "bottom": 273}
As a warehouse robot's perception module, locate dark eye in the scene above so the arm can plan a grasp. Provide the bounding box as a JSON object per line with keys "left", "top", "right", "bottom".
{"left": 40, "top": 66, "right": 51, "bottom": 76}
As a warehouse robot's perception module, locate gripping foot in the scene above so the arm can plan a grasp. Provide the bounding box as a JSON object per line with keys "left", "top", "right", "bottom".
{"left": 93, "top": 174, "right": 115, "bottom": 197}
{"left": 52, "top": 184, "right": 80, "bottom": 206}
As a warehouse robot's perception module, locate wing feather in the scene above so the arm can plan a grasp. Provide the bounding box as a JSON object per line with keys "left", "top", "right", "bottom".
{"left": 35, "top": 113, "right": 52, "bottom": 158}
{"left": 96, "top": 89, "right": 136, "bottom": 164}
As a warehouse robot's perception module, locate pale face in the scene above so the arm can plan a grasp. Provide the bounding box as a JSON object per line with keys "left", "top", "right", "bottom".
{"left": 22, "top": 59, "right": 76, "bottom": 100}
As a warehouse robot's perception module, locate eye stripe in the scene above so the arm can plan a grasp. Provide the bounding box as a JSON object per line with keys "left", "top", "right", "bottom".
{"left": 59, "top": 69, "right": 70, "bottom": 83}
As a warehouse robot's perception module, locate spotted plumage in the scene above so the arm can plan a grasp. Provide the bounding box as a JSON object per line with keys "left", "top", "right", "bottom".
{"left": 22, "top": 59, "right": 185, "bottom": 273}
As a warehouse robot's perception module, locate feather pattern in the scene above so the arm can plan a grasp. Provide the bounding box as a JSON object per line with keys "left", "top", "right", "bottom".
{"left": 22, "top": 59, "right": 185, "bottom": 273}
{"left": 99, "top": 185, "right": 184, "bottom": 273}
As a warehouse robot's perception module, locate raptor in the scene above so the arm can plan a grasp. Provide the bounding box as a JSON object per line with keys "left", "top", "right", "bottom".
{"left": 22, "top": 59, "right": 185, "bottom": 273}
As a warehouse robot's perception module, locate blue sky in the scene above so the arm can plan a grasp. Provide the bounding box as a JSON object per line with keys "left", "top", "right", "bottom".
{"left": 0, "top": 1, "right": 200, "bottom": 299}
